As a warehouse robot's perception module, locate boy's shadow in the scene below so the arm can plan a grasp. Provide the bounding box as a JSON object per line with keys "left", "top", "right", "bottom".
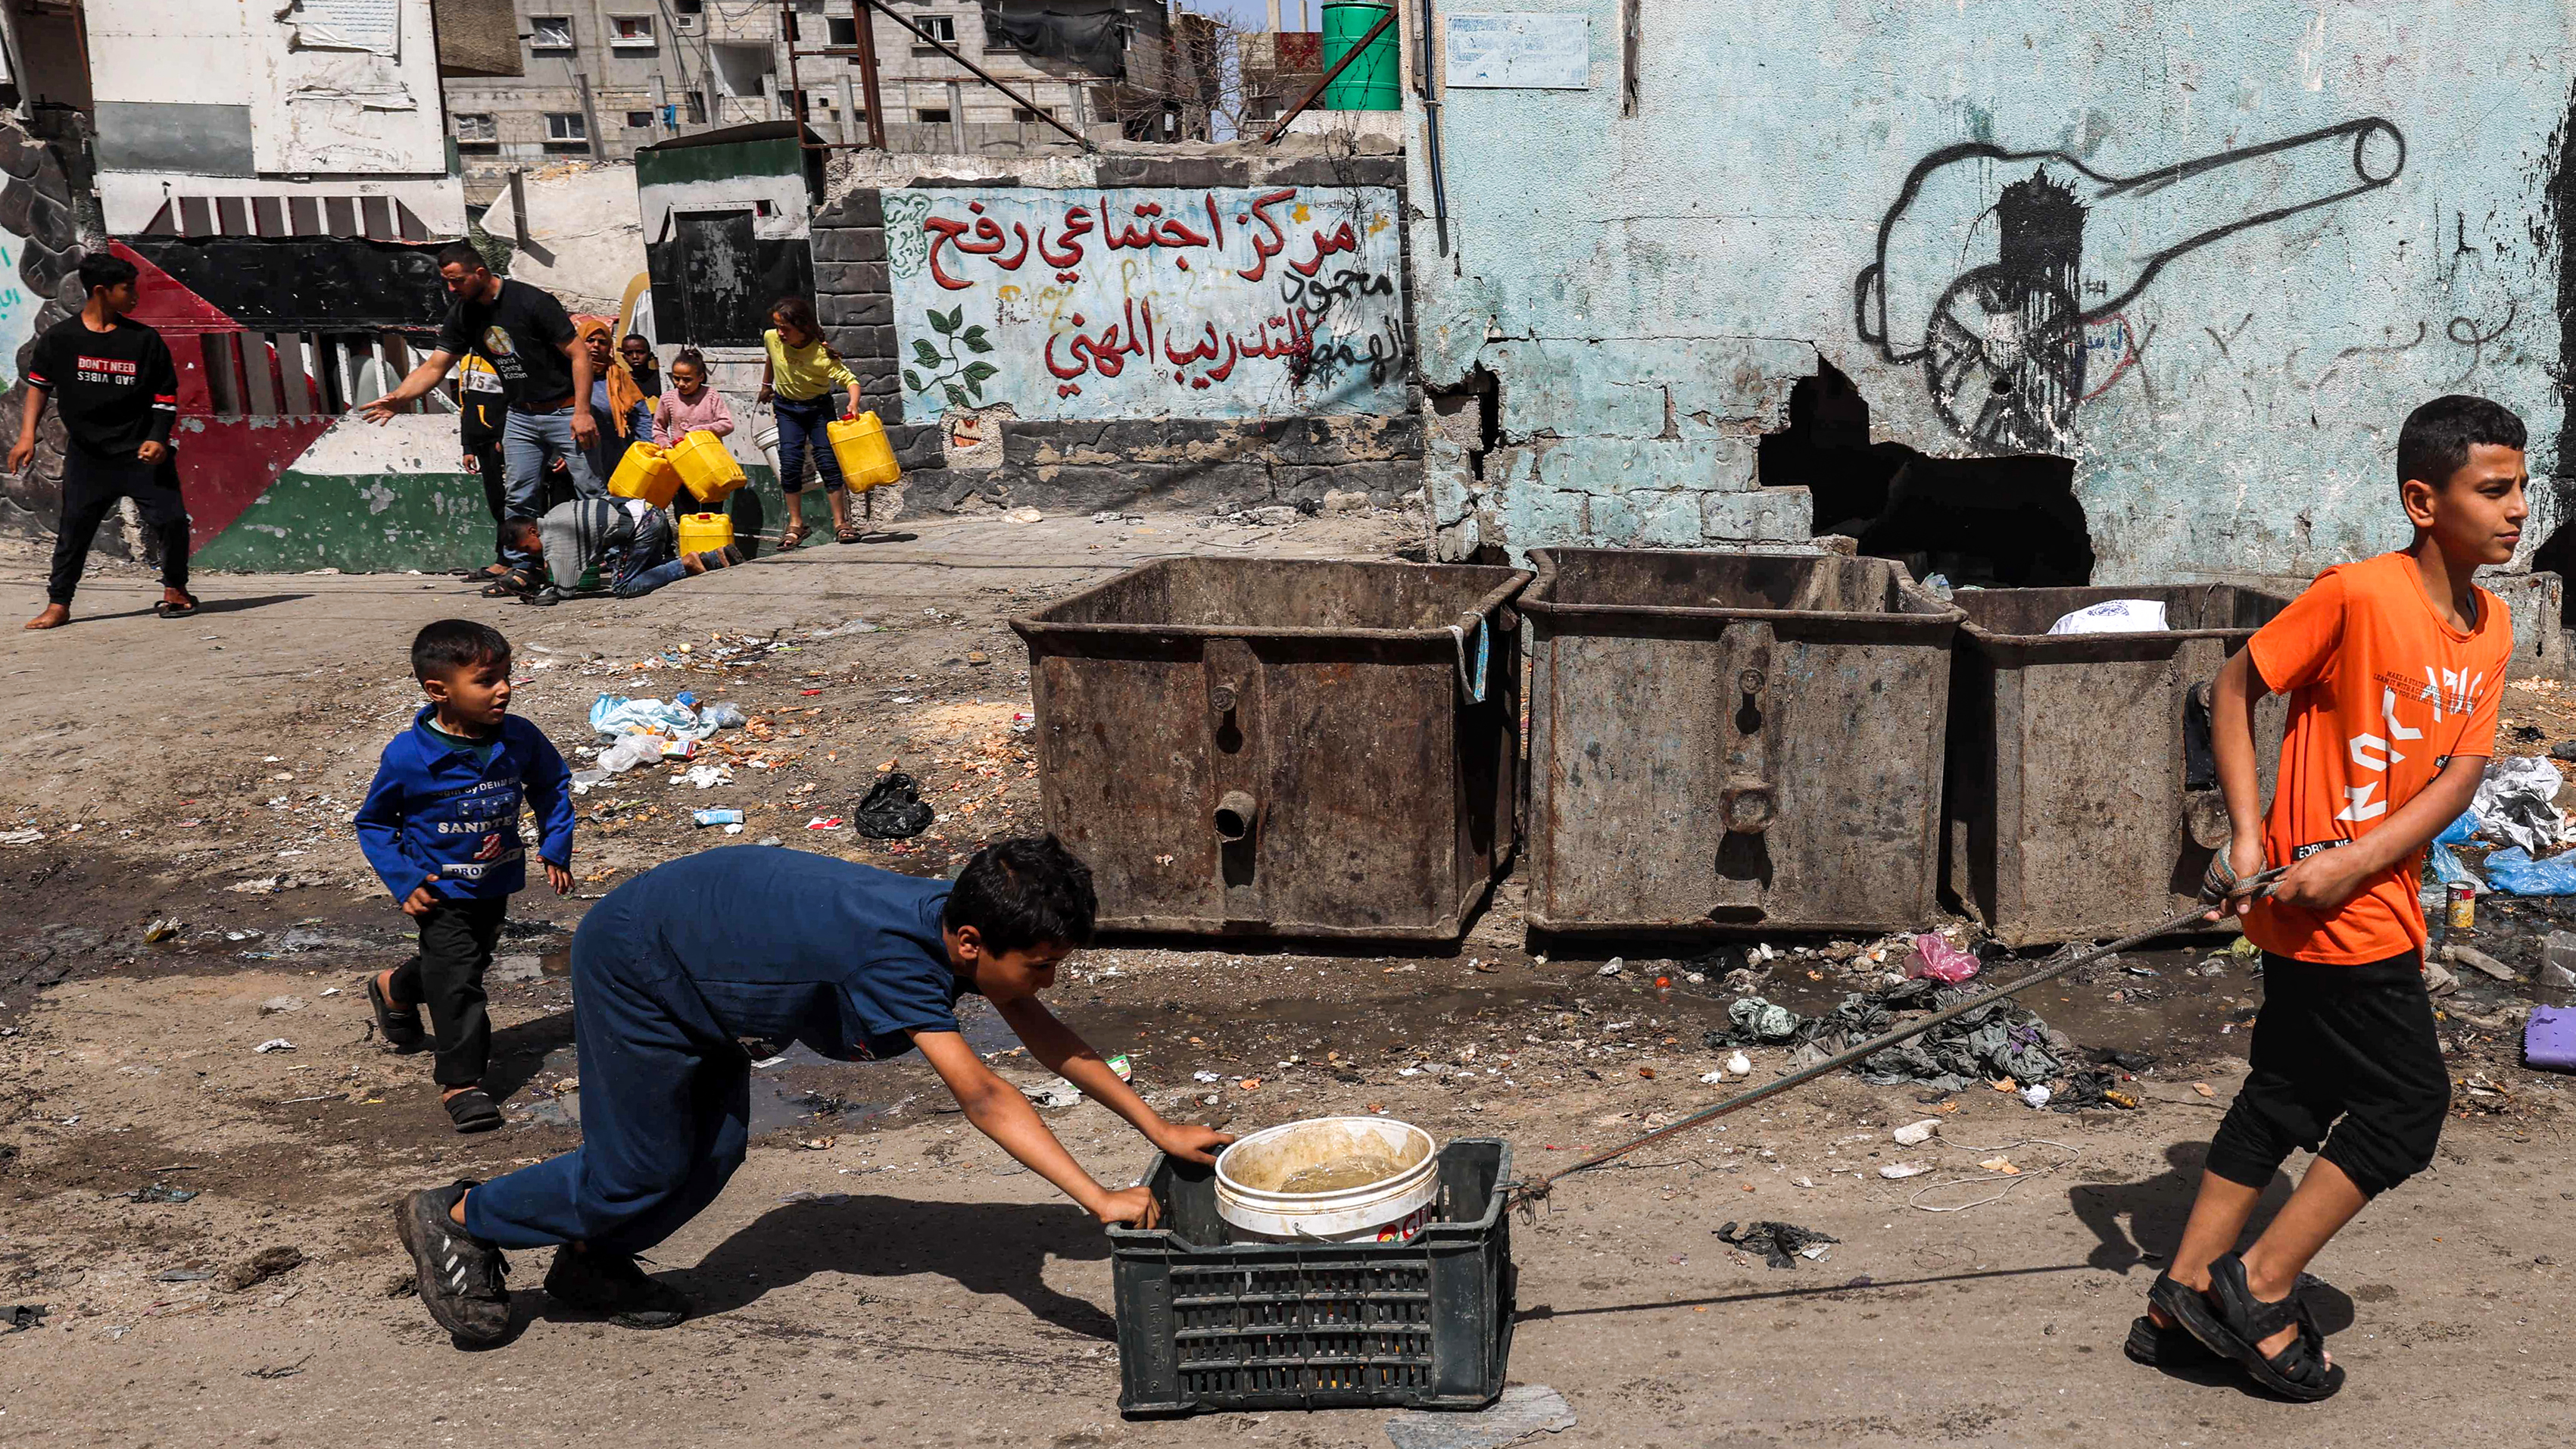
{"left": 481, "top": 1012, "right": 578, "bottom": 1107}
{"left": 662, "top": 1195, "right": 1118, "bottom": 1338}
{"left": 2068, "top": 1140, "right": 2355, "bottom": 1338}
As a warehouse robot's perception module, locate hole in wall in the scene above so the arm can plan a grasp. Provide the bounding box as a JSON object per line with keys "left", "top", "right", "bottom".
{"left": 2526, "top": 506, "right": 2576, "bottom": 629}
{"left": 1760, "top": 359, "right": 2097, "bottom": 587}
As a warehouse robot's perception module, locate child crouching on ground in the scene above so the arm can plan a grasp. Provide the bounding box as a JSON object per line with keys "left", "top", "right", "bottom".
{"left": 509, "top": 501, "right": 741, "bottom": 606}
{"left": 356, "top": 620, "right": 575, "bottom": 1132}
{"left": 391, "top": 835, "right": 1230, "bottom": 1346}
{"left": 2134, "top": 394, "right": 2524, "bottom": 1401}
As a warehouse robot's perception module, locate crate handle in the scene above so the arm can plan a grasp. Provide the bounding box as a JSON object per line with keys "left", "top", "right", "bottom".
{"left": 1449, "top": 615, "right": 1489, "bottom": 703}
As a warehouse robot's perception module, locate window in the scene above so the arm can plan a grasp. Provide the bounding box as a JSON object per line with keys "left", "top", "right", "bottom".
{"left": 1011, "top": 107, "right": 1052, "bottom": 123}
{"left": 610, "top": 15, "right": 654, "bottom": 47}
{"left": 827, "top": 16, "right": 857, "bottom": 45}
{"left": 673, "top": 0, "right": 701, "bottom": 11}
{"left": 685, "top": 92, "right": 709, "bottom": 123}
{"left": 454, "top": 112, "right": 497, "bottom": 143}
{"left": 529, "top": 16, "right": 572, "bottom": 49}
{"left": 545, "top": 112, "right": 589, "bottom": 142}
{"left": 915, "top": 14, "right": 956, "bottom": 45}
{"left": 709, "top": 42, "right": 775, "bottom": 98}
{"left": 916, "top": 108, "right": 951, "bottom": 123}
{"left": 625, "top": 109, "right": 656, "bottom": 128}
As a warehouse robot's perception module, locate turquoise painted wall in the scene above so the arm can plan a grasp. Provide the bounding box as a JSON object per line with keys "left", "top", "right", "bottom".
{"left": 1412, "top": 2, "right": 2571, "bottom": 582}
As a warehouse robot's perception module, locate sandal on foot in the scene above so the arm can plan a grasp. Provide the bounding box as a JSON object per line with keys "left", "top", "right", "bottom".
{"left": 2127, "top": 1276, "right": 2222, "bottom": 1369}
{"left": 834, "top": 525, "right": 864, "bottom": 544}
{"left": 480, "top": 567, "right": 540, "bottom": 598}
{"left": 154, "top": 592, "right": 201, "bottom": 619}
{"left": 2170, "top": 1253, "right": 2345, "bottom": 1401}
{"left": 444, "top": 1088, "right": 504, "bottom": 1134}
{"left": 366, "top": 975, "right": 426, "bottom": 1052}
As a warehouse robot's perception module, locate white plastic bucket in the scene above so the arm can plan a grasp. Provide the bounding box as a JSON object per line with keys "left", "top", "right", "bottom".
{"left": 1214, "top": 1116, "right": 1439, "bottom": 1244}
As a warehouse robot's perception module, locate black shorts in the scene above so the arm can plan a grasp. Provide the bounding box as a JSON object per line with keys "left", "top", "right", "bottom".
{"left": 2205, "top": 951, "right": 2449, "bottom": 1198}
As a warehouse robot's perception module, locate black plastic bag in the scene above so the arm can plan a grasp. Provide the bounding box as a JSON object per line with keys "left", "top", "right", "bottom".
{"left": 855, "top": 773, "right": 934, "bottom": 839}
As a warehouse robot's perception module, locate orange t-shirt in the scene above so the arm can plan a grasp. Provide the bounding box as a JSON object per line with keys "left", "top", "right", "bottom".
{"left": 2243, "top": 551, "right": 2510, "bottom": 963}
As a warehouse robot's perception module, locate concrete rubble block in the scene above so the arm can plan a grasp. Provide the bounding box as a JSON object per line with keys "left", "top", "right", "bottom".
{"left": 1534, "top": 436, "right": 1742, "bottom": 497}
{"left": 1701, "top": 486, "right": 1813, "bottom": 544}
{"left": 815, "top": 189, "right": 886, "bottom": 230}
{"left": 887, "top": 424, "right": 946, "bottom": 470}
{"left": 1589, "top": 489, "right": 1706, "bottom": 547}
{"left": 812, "top": 258, "right": 890, "bottom": 294}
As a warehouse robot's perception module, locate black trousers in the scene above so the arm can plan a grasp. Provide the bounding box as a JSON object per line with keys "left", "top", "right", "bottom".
{"left": 2206, "top": 951, "right": 2450, "bottom": 1198}
{"left": 388, "top": 897, "right": 510, "bottom": 1087}
{"left": 47, "top": 449, "right": 189, "bottom": 606}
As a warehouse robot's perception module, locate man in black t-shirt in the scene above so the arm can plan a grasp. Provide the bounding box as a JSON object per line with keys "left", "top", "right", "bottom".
{"left": 11, "top": 251, "right": 194, "bottom": 629}
{"left": 360, "top": 242, "right": 598, "bottom": 582}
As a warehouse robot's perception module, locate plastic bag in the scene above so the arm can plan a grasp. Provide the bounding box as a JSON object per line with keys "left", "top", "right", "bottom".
{"left": 2469, "top": 755, "right": 2566, "bottom": 854}
{"left": 597, "top": 734, "right": 664, "bottom": 773}
{"left": 589, "top": 693, "right": 715, "bottom": 742}
{"left": 1907, "top": 932, "right": 1982, "bottom": 984}
{"left": 853, "top": 773, "right": 934, "bottom": 839}
{"left": 2047, "top": 599, "right": 2169, "bottom": 635}
{"left": 2475, "top": 846, "right": 2576, "bottom": 897}
{"left": 700, "top": 701, "right": 747, "bottom": 729}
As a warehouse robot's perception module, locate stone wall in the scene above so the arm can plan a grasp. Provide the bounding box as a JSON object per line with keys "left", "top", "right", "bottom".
{"left": 809, "top": 147, "right": 1423, "bottom": 520}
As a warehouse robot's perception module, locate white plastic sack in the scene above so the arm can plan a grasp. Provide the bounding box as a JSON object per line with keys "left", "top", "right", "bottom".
{"left": 2046, "top": 599, "right": 2169, "bottom": 635}
{"left": 2470, "top": 754, "right": 2566, "bottom": 854}
{"left": 589, "top": 693, "right": 717, "bottom": 743}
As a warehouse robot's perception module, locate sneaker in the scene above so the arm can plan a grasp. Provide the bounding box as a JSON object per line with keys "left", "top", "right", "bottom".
{"left": 395, "top": 1182, "right": 513, "bottom": 1346}
{"left": 544, "top": 1247, "right": 690, "bottom": 1329}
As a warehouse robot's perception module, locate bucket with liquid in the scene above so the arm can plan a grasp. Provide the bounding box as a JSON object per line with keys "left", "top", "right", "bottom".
{"left": 1214, "top": 1116, "right": 1439, "bottom": 1244}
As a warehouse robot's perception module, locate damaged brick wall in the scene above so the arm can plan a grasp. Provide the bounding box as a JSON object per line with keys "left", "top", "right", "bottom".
{"left": 810, "top": 149, "right": 1422, "bottom": 519}
{"left": 0, "top": 119, "right": 93, "bottom": 546}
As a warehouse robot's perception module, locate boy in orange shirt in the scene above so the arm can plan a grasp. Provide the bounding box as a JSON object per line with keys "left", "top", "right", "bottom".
{"left": 2135, "top": 395, "right": 2526, "bottom": 1400}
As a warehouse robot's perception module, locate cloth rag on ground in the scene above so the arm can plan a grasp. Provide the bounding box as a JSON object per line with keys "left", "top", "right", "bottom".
{"left": 2046, "top": 598, "right": 2169, "bottom": 635}
{"left": 1716, "top": 1219, "right": 1838, "bottom": 1269}
{"left": 1704, "top": 975, "right": 2073, "bottom": 1093}
{"left": 2525, "top": 1006, "right": 2576, "bottom": 1072}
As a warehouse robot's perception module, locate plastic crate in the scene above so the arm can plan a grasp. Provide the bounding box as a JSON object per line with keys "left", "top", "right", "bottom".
{"left": 1108, "top": 1139, "right": 1514, "bottom": 1416}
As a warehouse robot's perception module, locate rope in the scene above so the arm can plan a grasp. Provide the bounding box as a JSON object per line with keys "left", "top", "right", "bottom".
{"left": 1504, "top": 868, "right": 2281, "bottom": 1213}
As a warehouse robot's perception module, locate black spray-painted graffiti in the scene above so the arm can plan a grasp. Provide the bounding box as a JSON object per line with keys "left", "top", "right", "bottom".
{"left": 1855, "top": 117, "right": 2406, "bottom": 453}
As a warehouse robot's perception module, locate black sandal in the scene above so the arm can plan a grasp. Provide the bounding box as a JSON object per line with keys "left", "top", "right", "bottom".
{"left": 480, "top": 567, "right": 541, "bottom": 598}
{"left": 366, "top": 974, "right": 426, "bottom": 1052}
{"left": 154, "top": 592, "right": 201, "bottom": 619}
{"left": 2127, "top": 1275, "right": 2222, "bottom": 1369}
{"left": 2170, "top": 1253, "right": 2345, "bottom": 1401}
{"left": 444, "top": 1088, "right": 504, "bottom": 1134}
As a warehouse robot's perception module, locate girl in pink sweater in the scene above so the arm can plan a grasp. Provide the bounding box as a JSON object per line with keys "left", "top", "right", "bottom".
{"left": 651, "top": 348, "right": 735, "bottom": 447}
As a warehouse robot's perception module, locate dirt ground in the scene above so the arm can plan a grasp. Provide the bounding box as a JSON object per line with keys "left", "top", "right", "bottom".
{"left": 2, "top": 514, "right": 2571, "bottom": 1447}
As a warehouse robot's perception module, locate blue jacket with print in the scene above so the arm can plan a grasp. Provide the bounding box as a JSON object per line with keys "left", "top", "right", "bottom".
{"left": 354, "top": 707, "right": 575, "bottom": 903}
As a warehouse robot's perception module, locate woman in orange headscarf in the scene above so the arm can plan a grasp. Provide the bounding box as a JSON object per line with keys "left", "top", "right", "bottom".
{"left": 574, "top": 316, "right": 650, "bottom": 487}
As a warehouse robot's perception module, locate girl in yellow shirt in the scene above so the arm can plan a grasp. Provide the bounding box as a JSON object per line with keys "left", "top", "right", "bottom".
{"left": 757, "top": 296, "right": 866, "bottom": 546}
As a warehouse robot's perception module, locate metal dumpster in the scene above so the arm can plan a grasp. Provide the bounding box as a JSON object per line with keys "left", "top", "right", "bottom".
{"left": 1948, "top": 583, "right": 2291, "bottom": 946}
{"left": 1010, "top": 557, "right": 1529, "bottom": 940}
{"left": 1522, "top": 548, "right": 1963, "bottom": 935}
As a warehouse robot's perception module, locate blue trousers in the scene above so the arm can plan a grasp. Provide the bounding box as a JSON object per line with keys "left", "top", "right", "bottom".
{"left": 501, "top": 407, "right": 603, "bottom": 567}
{"left": 611, "top": 510, "right": 692, "bottom": 598}
{"left": 772, "top": 395, "right": 847, "bottom": 495}
{"left": 464, "top": 895, "right": 748, "bottom": 1253}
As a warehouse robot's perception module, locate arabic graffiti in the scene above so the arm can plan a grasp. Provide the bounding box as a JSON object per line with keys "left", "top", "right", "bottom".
{"left": 1856, "top": 117, "right": 2405, "bottom": 452}
{"left": 884, "top": 186, "right": 1408, "bottom": 420}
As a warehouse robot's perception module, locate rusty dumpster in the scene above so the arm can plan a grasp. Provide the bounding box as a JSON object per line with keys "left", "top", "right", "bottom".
{"left": 1521, "top": 548, "right": 1963, "bottom": 935}
{"left": 1009, "top": 557, "right": 1530, "bottom": 940}
{"left": 1948, "top": 584, "right": 2291, "bottom": 946}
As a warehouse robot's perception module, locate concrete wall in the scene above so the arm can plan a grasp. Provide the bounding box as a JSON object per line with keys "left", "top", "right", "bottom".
{"left": 1412, "top": 2, "right": 2572, "bottom": 581}
{"left": 812, "top": 145, "right": 1423, "bottom": 519}
{"left": 480, "top": 161, "right": 650, "bottom": 317}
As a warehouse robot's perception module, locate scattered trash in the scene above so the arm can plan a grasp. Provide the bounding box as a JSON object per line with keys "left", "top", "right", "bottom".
{"left": 1383, "top": 1383, "right": 1576, "bottom": 1449}
{"left": 1707, "top": 996, "right": 1800, "bottom": 1045}
{"left": 257, "top": 995, "right": 305, "bottom": 1016}
{"left": 1907, "top": 933, "right": 1982, "bottom": 985}
{"left": 123, "top": 1184, "right": 198, "bottom": 1204}
{"left": 1597, "top": 957, "right": 1624, "bottom": 977}
{"left": 217, "top": 1246, "right": 305, "bottom": 1294}
{"left": 254, "top": 1038, "right": 295, "bottom": 1054}
{"left": 4, "top": 1304, "right": 47, "bottom": 1332}
{"left": 1978, "top": 1156, "right": 2021, "bottom": 1176}
{"left": 2424, "top": 957, "right": 2462, "bottom": 995}
{"left": 1879, "top": 1161, "right": 1933, "bottom": 1179}
{"left": 2019, "top": 1084, "right": 2053, "bottom": 1109}
{"left": 1003, "top": 507, "right": 1044, "bottom": 523}
{"left": 2046, "top": 598, "right": 2169, "bottom": 635}
{"left": 2466, "top": 755, "right": 2570, "bottom": 854}
{"left": 854, "top": 772, "right": 936, "bottom": 839}
{"left": 144, "top": 918, "right": 182, "bottom": 943}
{"left": 797, "top": 1136, "right": 836, "bottom": 1151}
{"left": 154, "top": 1268, "right": 214, "bottom": 1283}
{"left": 2191, "top": 1082, "right": 2215, "bottom": 1098}
{"left": 692, "top": 808, "right": 744, "bottom": 828}
{"left": 1905, "top": 1137, "right": 2083, "bottom": 1213}
{"left": 2526, "top": 1007, "right": 2576, "bottom": 1072}
{"left": 1022, "top": 1079, "right": 1084, "bottom": 1110}
{"left": 1725, "top": 1050, "right": 1752, "bottom": 1077}
{"left": 700, "top": 701, "right": 748, "bottom": 729}
{"left": 590, "top": 693, "right": 723, "bottom": 745}
{"left": 680, "top": 764, "right": 733, "bottom": 790}
{"left": 1892, "top": 1119, "right": 1941, "bottom": 1146}
{"left": 806, "top": 817, "right": 845, "bottom": 831}
{"left": 1106, "top": 1054, "right": 1134, "bottom": 1082}
{"left": 2445, "top": 943, "right": 2519, "bottom": 982}
{"left": 0, "top": 829, "right": 43, "bottom": 846}
{"left": 1715, "top": 1219, "right": 1838, "bottom": 1269}
{"left": 2478, "top": 845, "right": 2576, "bottom": 897}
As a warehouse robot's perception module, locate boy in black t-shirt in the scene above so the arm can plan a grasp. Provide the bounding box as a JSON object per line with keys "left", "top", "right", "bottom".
{"left": 11, "top": 251, "right": 193, "bottom": 629}
{"left": 360, "top": 243, "right": 599, "bottom": 585}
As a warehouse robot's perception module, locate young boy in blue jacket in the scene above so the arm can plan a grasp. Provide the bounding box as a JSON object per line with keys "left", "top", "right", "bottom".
{"left": 357, "top": 620, "right": 575, "bottom": 1132}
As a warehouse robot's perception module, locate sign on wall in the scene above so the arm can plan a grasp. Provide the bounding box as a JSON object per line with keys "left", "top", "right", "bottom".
{"left": 884, "top": 186, "right": 1407, "bottom": 420}
{"left": 1443, "top": 14, "right": 1590, "bottom": 89}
